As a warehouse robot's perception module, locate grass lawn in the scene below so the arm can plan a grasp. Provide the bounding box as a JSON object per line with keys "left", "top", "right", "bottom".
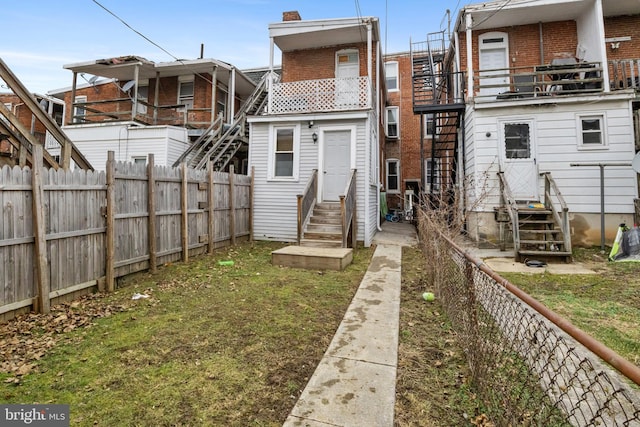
{"left": 499, "top": 247, "right": 640, "bottom": 368}
{"left": 0, "top": 241, "right": 374, "bottom": 426}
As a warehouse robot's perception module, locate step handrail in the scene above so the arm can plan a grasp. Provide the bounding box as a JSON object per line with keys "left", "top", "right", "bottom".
{"left": 541, "top": 172, "right": 572, "bottom": 254}
{"left": 297, "top": 170, "right": 318, "bottom": 244}
{"left": 497, "top": 172, "right": 520, "bottom": 253}
{"left": 340, "top": 169, "right": 357, "bottom": 248}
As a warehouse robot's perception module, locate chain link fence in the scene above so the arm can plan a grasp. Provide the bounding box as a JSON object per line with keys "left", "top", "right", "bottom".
{"left": 417, "top": 209, "right": 640, "bottom": 426}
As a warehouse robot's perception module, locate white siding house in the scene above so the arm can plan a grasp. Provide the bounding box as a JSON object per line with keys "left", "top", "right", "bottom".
{"left": 248, "top": 13, "right": 385, "bottom": 247}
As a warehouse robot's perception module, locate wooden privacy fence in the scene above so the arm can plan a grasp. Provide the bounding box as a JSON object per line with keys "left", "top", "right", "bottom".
{"left": 0, "top": 147, "right": 252, "bottom": 320}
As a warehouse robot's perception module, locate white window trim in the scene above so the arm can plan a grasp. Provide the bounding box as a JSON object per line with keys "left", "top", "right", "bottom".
{"left": 576, "top": 113, "right": 607, "bottom": 150}
{"left": 424, "top": 158, "right": 441, "bottom": 192}
{"left": 386, "top": 106, "right": 400, "bottom": 139}
{"left": 385, "top": 61, "right": 399, "bottom": 92}
{"left": 424, "top": 113, "right": 435, "bottom": 137}
{"left": 268, "top": 123, "right": 300, "bottom": 181}
{"left": 73, "top": 95, "right": 87, "bottom": 123}
{"left": 386, "top": 158, "right": 400, "bottom": 194}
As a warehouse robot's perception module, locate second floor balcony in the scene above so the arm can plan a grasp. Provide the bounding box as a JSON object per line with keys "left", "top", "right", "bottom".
{"left": 269, "top": 76, "right": 371, "bottom": 115}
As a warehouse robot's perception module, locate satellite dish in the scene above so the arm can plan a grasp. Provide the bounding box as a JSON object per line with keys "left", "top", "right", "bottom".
{"left": 633, "top": 152, "right": 640, "bottom": 173}
{"left": 88, "top": 75, "right": 99, "bottom": 85}
{"left": 121, "top": 80, "right": 136, "bottom": 92}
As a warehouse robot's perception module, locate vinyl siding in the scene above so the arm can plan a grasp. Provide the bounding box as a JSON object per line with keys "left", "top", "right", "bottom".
{"left": 465, "top": 98, "right": 637, "bottom": 215}
{"left": 250, "top": 117, "right": 375, "bottom": 244}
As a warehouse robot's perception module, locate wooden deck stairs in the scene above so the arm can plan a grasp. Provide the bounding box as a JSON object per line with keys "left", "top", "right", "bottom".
{"left": 497, "top": 172, "right": 572, "bottom": 263}
{"left": 172, "top": 71, "right": 271, "bottom": 171}
{"left": 272, "top": 202, "right": 353, "bottom": 271}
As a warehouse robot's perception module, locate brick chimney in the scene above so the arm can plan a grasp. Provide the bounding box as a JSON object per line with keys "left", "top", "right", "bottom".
{"left": 283, "top": 11, "right": 301, "bottom": 21}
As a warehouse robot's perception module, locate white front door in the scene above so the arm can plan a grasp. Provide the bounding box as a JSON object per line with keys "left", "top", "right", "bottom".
{"left": 322, "top": 130, "right": 351, "bottom": 201}
{"left": 479, "top": 32, "right": 509, "bottom": 97}
{"left": 336, "top": 50, "right": 359, "bottom": 108}
{"left": 499, "top": 121, "right": 538, "bottom": 201}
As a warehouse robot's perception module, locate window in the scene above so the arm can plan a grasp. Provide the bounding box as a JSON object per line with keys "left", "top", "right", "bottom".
{"left": 386, "top": 107, "right": 399, "bottom": 138}
{"left": 269, "top": 125, "right": 299, "bottom": 180}
{"left": 424, "top": 113, "right": 435, "bottom": 137}
{"left": 132, "top": 156, "right": 147, "bottom": 165}
{"left": 73, "top": 96, "right": 87, "bottom": 123}
{"left": 578, "top": 115, "right": 606, "bottom": 149}
{"left": 137, "top": 83, "right": 148, "bottom": 115}
{"left": 504, "top": 123, "right": 531, "bottom": 159}
{"left": 385, "top": 61, "right": 399, "bottom": 92}
{"left": 178, "top": 77, "right": 194, "bottom": 111}
{"left": 424, "top": 158, "right": 440, "bottom": 191}
{"left": 386, "top": 159, "right": 400, "bottom": 193}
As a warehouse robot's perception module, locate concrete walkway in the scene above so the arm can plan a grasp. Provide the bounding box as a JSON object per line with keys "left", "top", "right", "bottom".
{"left": 283, "top": 222, "right": 417, "bottom": 427}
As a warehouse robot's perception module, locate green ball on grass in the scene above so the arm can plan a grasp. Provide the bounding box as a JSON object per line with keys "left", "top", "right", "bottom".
{"left": 422, "top": 292, "right": 435, "bottom": 302}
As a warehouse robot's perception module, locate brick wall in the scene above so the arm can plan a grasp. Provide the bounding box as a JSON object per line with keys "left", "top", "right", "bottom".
{"left": 281, "top": 43, "right": 369, "bottom": 82}
{"left": 384, "top": 52, "right": 424, "bottom": 209}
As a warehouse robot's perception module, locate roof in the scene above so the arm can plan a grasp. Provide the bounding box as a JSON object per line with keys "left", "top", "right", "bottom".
{"left": 241, "top": 66, "right": 282, "bottom": 85}
{"left": 61, "top": 55, "right": 256, "bottom": 96}
{"left": 270, "top": 16, "right": 381, "bottom": 52}
{"left": 455, "top": 0, "right": 639, "bottom": 31}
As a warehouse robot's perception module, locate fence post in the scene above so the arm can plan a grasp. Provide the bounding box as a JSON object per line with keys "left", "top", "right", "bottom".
{"left": 229, "top": 164, "right": 236, "bottom": 245}
{"left": 181, "top": 162, "right": 189, "bottom": 262}
{"left": 208, "top": 161, "right": 215, "bottom": 254}
{"left": 31, "top": 144, "right": 50, "bottom": 314}
{"left": 147, "top": 154, "right": 157, "bottom": 272}
{"left": 105, "top": 151, "right": 115, "bottom": 292}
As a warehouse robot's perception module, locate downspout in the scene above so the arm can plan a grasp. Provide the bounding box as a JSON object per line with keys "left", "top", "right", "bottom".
{"left": 368, "top": 20, "right": 382, "bottom": 233}
{"left": 268, "top": 36, "right": 274, "bottom": 114}
{"left": 70, "top": 72, "right": 78, "bottom": 125}
{"left": 465, "top": 12, "right": 474, "bottom": 99}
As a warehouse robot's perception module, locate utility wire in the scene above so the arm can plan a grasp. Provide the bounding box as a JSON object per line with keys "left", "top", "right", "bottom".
{"left": 91, "top": 0, "right": 214, "bottom": 85}
{"left": 469, "top": 0, "right": 513, "bottom": 29}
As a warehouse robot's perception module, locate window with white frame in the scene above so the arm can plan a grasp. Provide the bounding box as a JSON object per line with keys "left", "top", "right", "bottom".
{"left": 270, "top": 125, "right": 299, "bottom": 180}
{"left": 73, "top": 96, "right": 87, "bottom": 123}
{"left": 424, "top": 113, "right": 435, "bottom": 137}
{"left": 424, "top": 158, "right": 440, "bottom": 191}
{"left": 136, "top": 83, "right": 148, "bottom": 115}
{"left": 385, "top": 61, "right": 399, "bottom": 92}
{"left": 178, "top": 77, "right": 194, "bottom": 111}
{"left": 578, "top": 114, "right": 606, "bottom": 149}
{"left": 386, "top": 159, "right": 400, "bottom": 193}
{"left": 386, "top": 106, "right": 399, "bottom": 138}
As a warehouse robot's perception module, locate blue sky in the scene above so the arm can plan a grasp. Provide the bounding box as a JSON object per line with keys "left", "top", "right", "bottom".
{"left": 2, "top": 0, "right": 474, "bottom": 94}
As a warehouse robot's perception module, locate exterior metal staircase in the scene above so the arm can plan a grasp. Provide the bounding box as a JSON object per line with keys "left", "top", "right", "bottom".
{"left": 173, "top": 71, "right": 272, "bottom": 170}
{"left": 497, "top": 172, "right": 572, "bottom": 262}
{"left": 300, "top": 202, "right": 343, "bottom": 248}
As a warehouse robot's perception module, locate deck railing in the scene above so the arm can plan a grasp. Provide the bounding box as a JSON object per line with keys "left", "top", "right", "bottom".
{"left": 69, "top": 98, "right": 214, "bottom": 128}
{"left": 610, "top": 58, "right": 640, "bottom": 89}
{"left": 497, "top": 171, "right": 520, "bottom": 253}
{"left": 270, "top": 77, "right": 371, "bottom": 114}
{"left": 473, "top": 62, "right": 604, "bottom": 102}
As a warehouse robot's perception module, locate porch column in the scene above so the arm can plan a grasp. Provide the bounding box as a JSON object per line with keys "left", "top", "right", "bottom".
{"left": 228, "top": 67, "right": 236, "bottom": 122}
{"left": 211, "top": 66, "right": 218, "bottom": 125}
{"left": 153, "top": 71, "right": 160, "bottom": 125}
{"left": 465, "top": 12, "right": 474, "bottom": 98}
{"left": 131, "top": 63, "right": 139, "bottom": 120}
{"left": 70, "top": 72, "right": 78, "bottom": 126}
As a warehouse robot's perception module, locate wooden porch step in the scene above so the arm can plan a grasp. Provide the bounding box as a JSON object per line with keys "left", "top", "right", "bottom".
{"left": 299, "top": 239, "right": 343, "bottom": 248}
{"left": 520, "top": 239, "right": 565, "bottom": 245}
{"left": 306, "top": 223, "right": 342, "bottom": 233}
{"left": 303, "top": 231, "right": 342, "bottom": 241}
{"left": 271, "top": 246, "right": 352, "bottom": 271}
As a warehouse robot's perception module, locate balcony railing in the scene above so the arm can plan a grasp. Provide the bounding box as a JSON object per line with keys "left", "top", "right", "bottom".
{"left": 269, "top": 76, "right": 371, "bottom": 114}
{"left": 69, "top": 98, "right": 214, "bottom": 128}
{"left": 473, "top": 61, "right": 604, "bottom": 102}
{"left": 610, "top": 59, "right": 640, "bottom": 90}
